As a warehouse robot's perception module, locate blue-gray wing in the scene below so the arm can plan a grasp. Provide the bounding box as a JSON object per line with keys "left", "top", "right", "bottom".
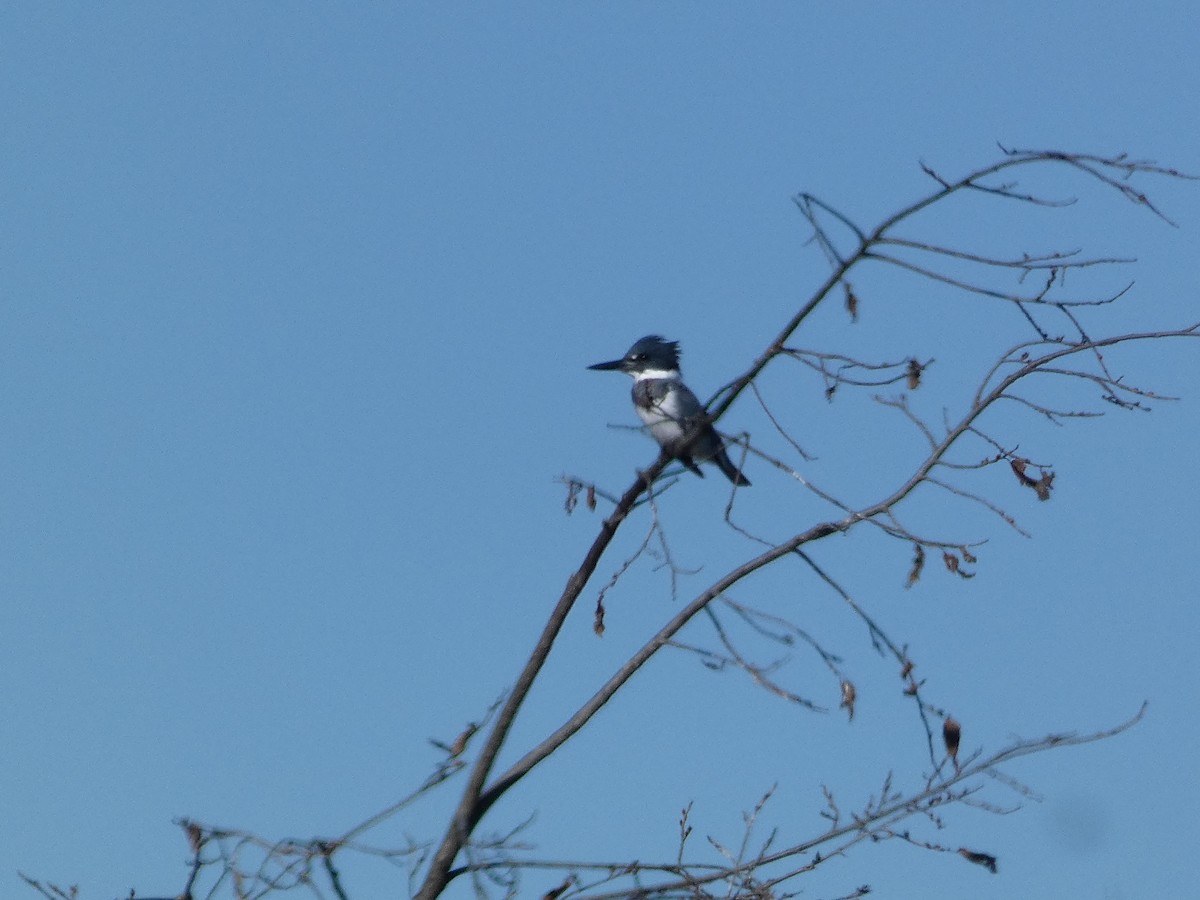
{"left": 634, "top": 378, "right": 704, "bottom": 421}
{"left": 667, "top": 381, "right": 705, "bottom": 420}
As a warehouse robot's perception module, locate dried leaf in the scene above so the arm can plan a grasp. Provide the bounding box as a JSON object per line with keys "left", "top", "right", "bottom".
{"left": 943, "top": 716, "right": 962, "bottom": 768}
{"left": 1010, "top": 457, "right": 1033, "bottom": 485}
{"left": 900, "top": 659, "right": 914, "bottom": 680}
{"left": 906, "top": 358, "right": 923, "bottom": 390}
{"left": 1011, "top": 458, "right": 1055, "bottom": 501}
{"left": 844, "top": 282, "right": 859, "bottom": 322}
{"left": 943, "top": 551, "right": 975, "bottom": 579}
{"left": 958, "top": 848, "right": 998, "bottom": 873}
{"left": 448, "top": 722, "right": 478, "bottom": 758}
{"left": 586, "top": 484, "right": 597, "bottom": 511}
{"left": 183, "top": 820, "right": 204, "bottom": 855}
{"left": 594, "top": 597, "right": 606, "bottom": 637}
{"left": 906, "top": 544, "right": 925, "bottom": 588}
{"left": 564, "top": 480, "right": 579, "bottom": 514}
{"left": 840, "top": 680, "right": 857, "bottom": 721}
{"left": 960, "top": 546, "right": 977, "bottom": 564}
{"left": 1034, "top": 470, "right": 1055, "bottom": 501}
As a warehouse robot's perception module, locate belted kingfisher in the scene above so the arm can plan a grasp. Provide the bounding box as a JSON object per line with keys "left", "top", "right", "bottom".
{"left": 588, "top": 335, "right": 751, "bottom": 486}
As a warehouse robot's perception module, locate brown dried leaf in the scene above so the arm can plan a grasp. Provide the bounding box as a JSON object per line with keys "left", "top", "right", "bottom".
{"left": 958, "top": 848, "right": 998, "bottom": 873}
{"left": 1011, "top": 458, "right": 1055, "bottom": 501}
{"left": 943, "top": 715, "right": 962, "bottom": 768}
{"left": 1010, "top": 458, "right": 1034, "bottom": 486}
{"left": 586, "top": 484, "right": 597, "bottom": 511}
{"left": 1034, "top": 470, "right": 1055, "bottom": 501}
{"left": 943, "top": 551, "right": 975, "bottom": 580}
{"left": 184, "top": 820, "right": 204, "bottom": 855}
{"left": 448, "top": 722, "right": 478, "bottom": 758}
{"left": 839, "top": 680, "right": 857, "bottom": 721}
{"left": 906, "top": 358, "right": 923, "bottom": 390}
{"left": 593, "top": 597, "right": 606, "bottom": 637}
{"left": 960, "top": 546, "right": 977, "bottom": 564}
{"left": 900, "top": 659, "right": 914, "bottom": 680}
{"left": 906, "top": 543, "right": 925, "bottom": 588}
{"left": 844, "top": 282, "right": 859, "bottom": 322}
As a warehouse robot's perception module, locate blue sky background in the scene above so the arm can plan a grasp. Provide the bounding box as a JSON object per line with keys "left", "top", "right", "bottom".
{"left": 2, "top": 4, "right": 1198, "bottom": 899}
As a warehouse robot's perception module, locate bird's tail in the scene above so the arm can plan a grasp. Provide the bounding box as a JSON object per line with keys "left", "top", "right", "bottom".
{"left": 713, "top": 446, "right": 751, "bottom": 486}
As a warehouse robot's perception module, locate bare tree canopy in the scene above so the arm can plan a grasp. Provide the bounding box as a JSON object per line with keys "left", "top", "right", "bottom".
{"left": 28, "top": 149, "right": 1191, "bottom": 900}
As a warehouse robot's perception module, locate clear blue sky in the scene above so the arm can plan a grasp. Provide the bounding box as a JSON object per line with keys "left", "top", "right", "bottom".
{"left": 3, "top": 4, "right": 1197, "bottom": 899}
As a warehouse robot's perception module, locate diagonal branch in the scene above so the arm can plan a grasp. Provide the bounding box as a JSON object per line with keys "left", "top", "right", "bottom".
{"left": 463, "top": 323, "right": 1199, "bottom": 848}
{"left": 413, "top": 151, "right": 1196, "bottom": 900}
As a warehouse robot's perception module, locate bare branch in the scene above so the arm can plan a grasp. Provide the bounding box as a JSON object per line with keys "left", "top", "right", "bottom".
{"left": 59, "top": 149, "right": 1193, "bottom": 900}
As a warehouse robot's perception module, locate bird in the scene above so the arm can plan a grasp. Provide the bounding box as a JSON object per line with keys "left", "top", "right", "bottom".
{"left": 588, "top": 335, "right": 751, "bottom": 486}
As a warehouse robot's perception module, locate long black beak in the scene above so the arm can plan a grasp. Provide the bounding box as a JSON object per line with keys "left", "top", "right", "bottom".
{"left": 587, "top": 358, "right": 625, "bottom": 372}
